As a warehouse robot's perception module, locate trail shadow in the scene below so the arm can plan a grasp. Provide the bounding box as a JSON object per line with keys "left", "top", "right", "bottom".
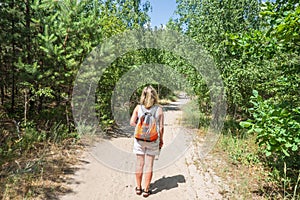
{"left": 163, "top": 103, "right": 181, "bottom": 112}
{"left": 163, "top": 94, "right": 189, "bottom": 112}
{"left": 150, "top": 174, "right": 186, "bottom": 194}
{"left": 105, "top": 125, "right": 134, "bottom": 139}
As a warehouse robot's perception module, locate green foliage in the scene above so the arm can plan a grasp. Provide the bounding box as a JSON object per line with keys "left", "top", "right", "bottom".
{"left": 241, "top": 90, "right": 300, "bottom": 159}
{"left": 181, "top": 99, "right": 209, "bottom": 128}
{"left": 237, "top": 0, "right": 300, "bottom": 163}
{"left": 0, "top": 0, "right": 299, "bottom": 197}
{"left": 0, "top": 0, "right": 151, "bottom": 130}
{"left": 173, "top": 0, "right": 299, "bottom": 197}
{"left": 172, "top": 0, "right": 262, "bottom": 116}
{"left": 0, "top": 3, "right": 153, "bottom": 188}
{"left": 220, "top": 134, "right": 261, "bottom": 166}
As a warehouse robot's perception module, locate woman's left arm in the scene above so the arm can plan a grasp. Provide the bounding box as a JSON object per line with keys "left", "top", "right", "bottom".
{"left": 158, "top": 106, "right": 164, "bottom": 148}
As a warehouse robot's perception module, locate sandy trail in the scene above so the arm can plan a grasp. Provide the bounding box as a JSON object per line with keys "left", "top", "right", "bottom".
{"left": 60, "top": 95, "right": 226, "bottom": 200}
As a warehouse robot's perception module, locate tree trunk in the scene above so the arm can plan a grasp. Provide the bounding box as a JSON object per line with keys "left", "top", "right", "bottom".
{"left": 25, "top": 0, "right": 31, "bottom": 64}
{"left": 11, "top": 0, "right": 15, "bottom": 112}
{"left": 0, "top": 75, "right": 4, "bottom": 105}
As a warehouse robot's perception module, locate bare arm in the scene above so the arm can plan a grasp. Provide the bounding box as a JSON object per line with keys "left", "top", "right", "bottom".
{"left": 158, "top": 106, "right": 164, "bottom": 148}
{"left": 130, "top": 105, "right": 139, "bottom": 126}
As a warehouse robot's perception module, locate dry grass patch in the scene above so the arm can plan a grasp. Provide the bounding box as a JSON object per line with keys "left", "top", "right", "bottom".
{"left": 0, "top": 137, "right": 90, "bottom": 199}
{"left": 206, "top": 134, "right": 269, "bottom": 199}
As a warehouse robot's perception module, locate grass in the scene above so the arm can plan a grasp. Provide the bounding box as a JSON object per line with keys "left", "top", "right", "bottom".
{"left": 180, "top": 100, "right": 264, "bottom": 198}
{"left": 159, "top": 93, "right": 178, "bottom": 105}
{"left": 207, "top": 123, "right": 300, "bottom": 200}
{"left": 0, "top": 135, "right": 88, "bottom": 199}
{"left": 178, "top": 104, "right": 299, "bottom": 199}
{"left": 181, "top": 99, "right": 210, "bottom": 129}
{"left": 178, "top": 98, "right": 300, "bottom": 199}
{"left": 211, "top": 133, "right": 267, "bottom": 199}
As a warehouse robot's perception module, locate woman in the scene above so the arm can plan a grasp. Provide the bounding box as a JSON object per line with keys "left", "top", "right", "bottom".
{"left": 130, "top": 85, "right": 164, "bottom": 197}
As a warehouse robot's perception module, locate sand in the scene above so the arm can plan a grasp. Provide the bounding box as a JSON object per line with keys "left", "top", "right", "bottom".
{"left": 60, "top": 95, "right": 227, "bottom": 200}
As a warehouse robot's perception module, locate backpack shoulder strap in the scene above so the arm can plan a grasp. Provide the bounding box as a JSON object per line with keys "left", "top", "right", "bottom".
{"left": 140, "top": 105, "right": 159, "bottom": 116}
{"left": 150, "top": 105, "right": 159, "bottom": 117}
{"left": 140, "top": 105, "right": 147, "bottom": 114}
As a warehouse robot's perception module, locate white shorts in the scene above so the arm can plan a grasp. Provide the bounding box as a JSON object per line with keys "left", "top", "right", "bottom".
{"left": 133, "top": 138, "right": 159, "bottom": 156}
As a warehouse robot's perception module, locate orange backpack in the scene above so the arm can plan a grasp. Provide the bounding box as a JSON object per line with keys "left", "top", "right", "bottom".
{"left": 135, "top": 105, "right": 159, "bottom": 142}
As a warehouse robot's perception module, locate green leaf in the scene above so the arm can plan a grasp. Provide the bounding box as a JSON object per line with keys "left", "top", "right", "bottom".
{"left": 252, "top": 90, "right": 258, "bottom": 97}
{"left": 239, "top": 121, "right": 253, "bottom": 128}
{"left": 254, "top": 128, "right": 263, "bottom": 133}
{"left": 292, "top": 144, "right": 298, "bottom": 151}
{"left": 265, "top": 151, "right": 272, "bottom": 157}
{"left": 282, "top": 149, "right": 290, "bottom": 157}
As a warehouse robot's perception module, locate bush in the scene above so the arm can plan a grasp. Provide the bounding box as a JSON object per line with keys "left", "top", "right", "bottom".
{"left": 240, "top": 90, "right": 300, "bottom": 159}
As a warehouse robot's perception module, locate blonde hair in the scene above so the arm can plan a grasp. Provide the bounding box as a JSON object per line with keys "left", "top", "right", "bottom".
{"left": 140, "top": 85, "right": 159, "bottom": 108}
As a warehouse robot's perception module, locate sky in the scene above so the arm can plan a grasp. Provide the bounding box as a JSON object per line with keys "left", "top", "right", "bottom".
{"left": 144, "top": 0, "right": 178, "bottom": 27}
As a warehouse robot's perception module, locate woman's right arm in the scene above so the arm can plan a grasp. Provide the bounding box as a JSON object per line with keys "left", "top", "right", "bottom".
{"left": 130, "top": 105, "right": 139, "bottom": 126}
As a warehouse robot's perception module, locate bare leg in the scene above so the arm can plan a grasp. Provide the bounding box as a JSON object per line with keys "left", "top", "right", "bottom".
{"left": 144, "top": 154, "right": 155, "bottom": 192}
{"left": 135, "top": 154, "right": 145, "bottom": 190}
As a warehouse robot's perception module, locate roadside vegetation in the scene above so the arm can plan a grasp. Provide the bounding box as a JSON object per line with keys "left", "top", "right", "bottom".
{"left": 0, "top": 0, "right": 299, "bottom": 199}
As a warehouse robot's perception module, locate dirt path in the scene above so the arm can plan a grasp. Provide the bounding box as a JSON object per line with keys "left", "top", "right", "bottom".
{"left": 60, "top": 95, "right": 227, "bottom": 200}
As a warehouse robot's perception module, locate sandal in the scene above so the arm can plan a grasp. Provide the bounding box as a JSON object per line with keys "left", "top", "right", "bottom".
{"left": 135, "top": 187, "right": 142, "bottom": 195}
{"left": 142, "top": 189, "right": 152, "bottom": 197}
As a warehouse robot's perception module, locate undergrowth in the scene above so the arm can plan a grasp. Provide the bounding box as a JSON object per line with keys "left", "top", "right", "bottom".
{"left": 180, "top": 99, "right": 299, "bottom": 199}
{"left": 212, "top": 117, "right": 300, "bottom": 200}
{"left": 0, "top": 123, "right": 84, "bottom": 199}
